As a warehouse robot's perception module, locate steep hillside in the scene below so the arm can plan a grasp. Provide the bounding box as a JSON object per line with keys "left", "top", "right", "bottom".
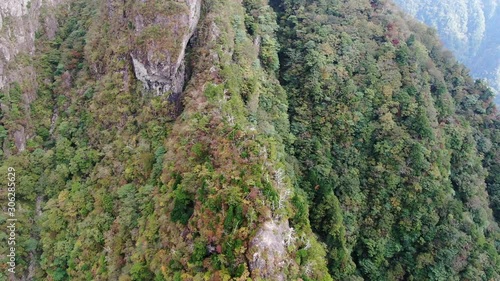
{"left": 276, "top": 0, "right": 499, "bottom": 279}
{"left": 393, "top": 0, "right": 500, "bottom": 104}
{"left": 0, "top": 0, "right": 499, "bottom": 280}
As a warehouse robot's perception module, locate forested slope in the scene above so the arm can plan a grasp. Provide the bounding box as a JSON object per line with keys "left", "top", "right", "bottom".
{"left": 275, "top": 0, "right": 499, "bottom": 279}
{"left": 0, "top": 0, "right": 498, "bottom": 280}
{"left": 393, "top": 0, "right": 500, "bottom": 104}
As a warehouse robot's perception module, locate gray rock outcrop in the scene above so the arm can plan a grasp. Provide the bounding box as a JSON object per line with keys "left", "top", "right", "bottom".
{"left": 130, "top": 0, "right": 201, "bottom": 96}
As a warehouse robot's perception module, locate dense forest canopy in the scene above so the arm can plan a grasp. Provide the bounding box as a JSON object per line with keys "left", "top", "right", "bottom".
{"left": 0, "top": 0, "right": 499, "bottom": 280}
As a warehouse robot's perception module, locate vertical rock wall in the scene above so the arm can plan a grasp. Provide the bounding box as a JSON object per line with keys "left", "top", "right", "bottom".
{"left": 130, "top": 0, "right": 201, "bottom": 96}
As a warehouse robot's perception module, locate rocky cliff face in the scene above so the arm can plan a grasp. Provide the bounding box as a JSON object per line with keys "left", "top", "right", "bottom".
{"left": 0, "top": 0, "right": 62, "bottom": 155}
{"left": 0, "top": 0, "right": 38, "bottom": 155}
{"left": 0, "top": 0, "right": 34, "bottom": 90}
{"left": 0, "top": 0, "right": 201, "bottom": 155}
{"left": 130, "top": 0, "right": 201, "bottom": 96}
{"left": 0, "top": 0, "right": 66, "bottom": 94}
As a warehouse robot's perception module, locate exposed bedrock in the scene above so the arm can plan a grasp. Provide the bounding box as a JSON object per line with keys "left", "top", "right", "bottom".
{"left": 130, "top": 0, "right": 201, "bottom": 96}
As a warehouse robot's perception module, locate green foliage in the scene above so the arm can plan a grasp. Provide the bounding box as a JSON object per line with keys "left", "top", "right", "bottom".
{"left": 1, "top": 0, "right": 498, "bottom": 280}
{"left": 130, "top": 262, "right": 154, "bottom": 281}
{"left": 191, "top": 142, "right": 208, "bottom": 161}
{"left": 223, "top": 203, "right": 243, "bottom": 232}
{"left": 277, "top": 0, "right": 500, "bottom": 279}
{"left": 190, "top": 240, "right": 207, "bottom": 265}
{"left": 170, "top": 188, "right": 194, "bottom": 225}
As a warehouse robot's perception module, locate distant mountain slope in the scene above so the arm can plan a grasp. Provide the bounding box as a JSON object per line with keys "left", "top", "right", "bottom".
{"left": 393, "top": 0, "right": 500, "bottom": 104}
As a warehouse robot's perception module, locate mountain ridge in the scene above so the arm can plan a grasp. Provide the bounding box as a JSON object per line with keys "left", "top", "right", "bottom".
{"left": 0, "top": 0, "right": 498, "bottom": 280}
